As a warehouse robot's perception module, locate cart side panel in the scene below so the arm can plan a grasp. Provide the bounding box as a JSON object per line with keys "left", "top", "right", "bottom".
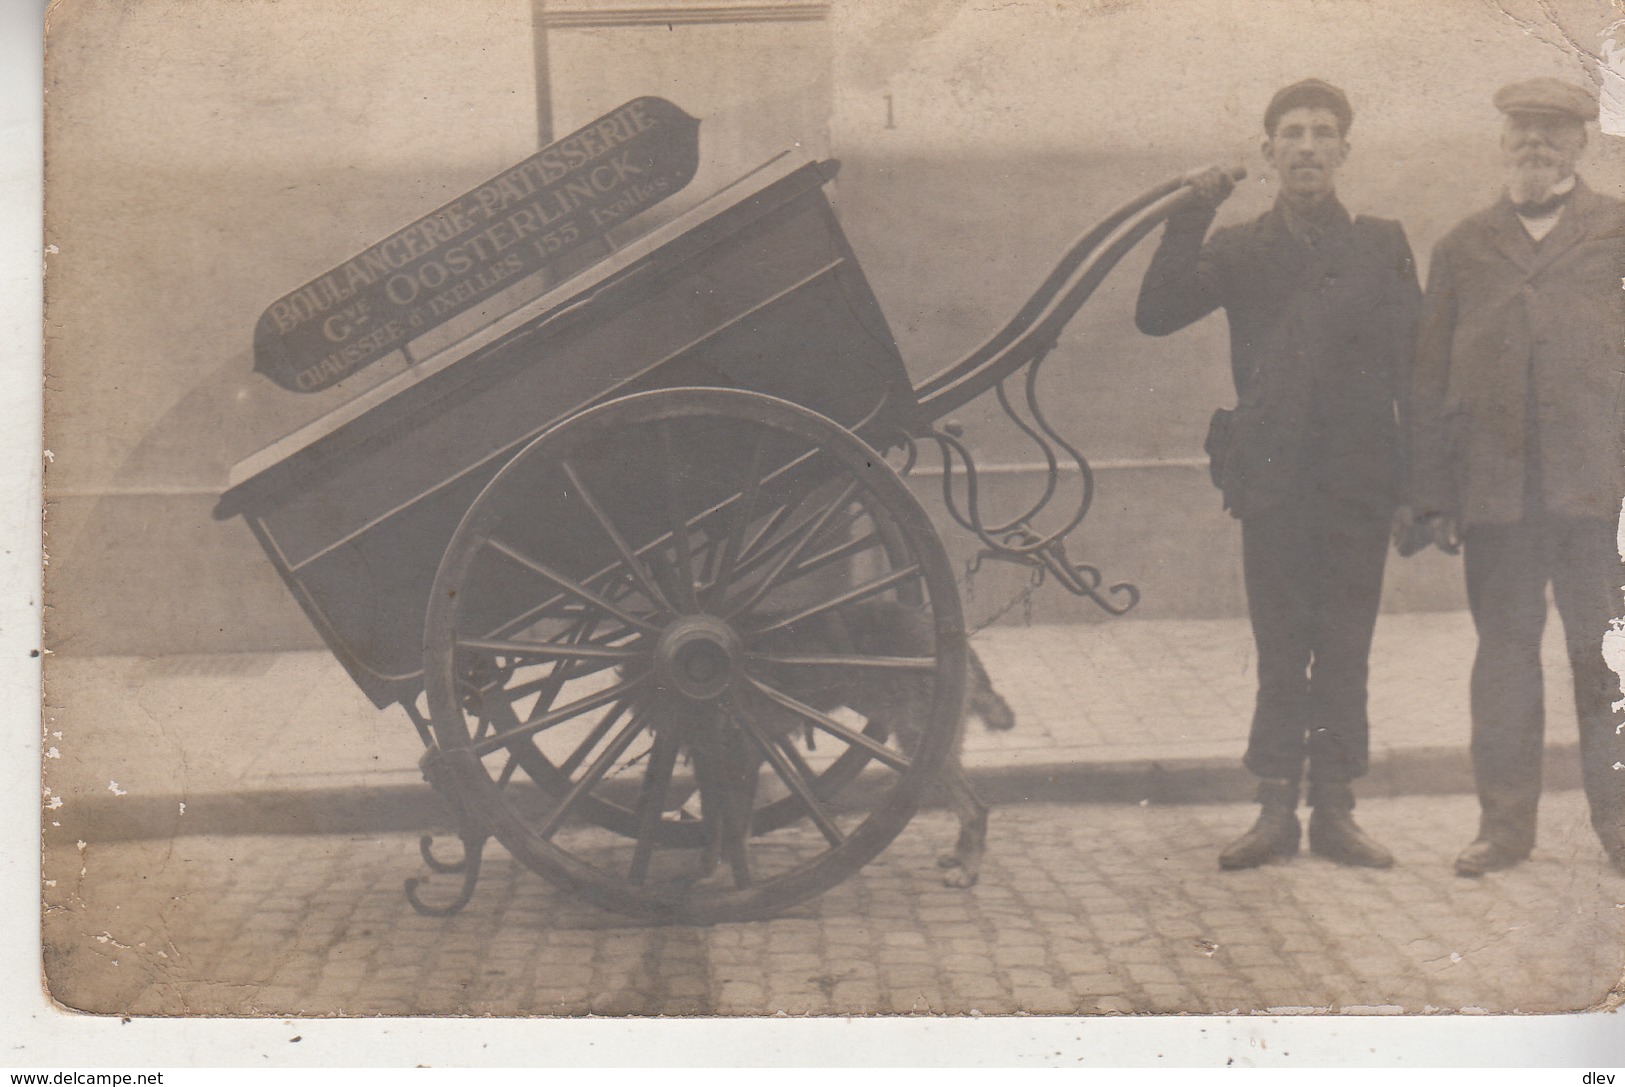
{"left": 246, "top": 468, "right": 496, "bottom": 703}
{"left": 260, "top": 190, "right": 905, "bottom": 568}
{"left": 238, "top": 172, "right": 912, "bottom": 707}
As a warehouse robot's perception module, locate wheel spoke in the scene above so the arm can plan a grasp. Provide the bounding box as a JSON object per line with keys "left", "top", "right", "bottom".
{"left": 484, "top": 537, "right": 662, "bottom": 636}
{"left": 467, "top": 675, "right": 527, "bottom": 744}
{"left": 728, "top": 449, "right": 845, "bottom": 573}
{"left": 656, "top": 424, "right": 701, "bottom": 612}
{"left": 457, "top": 637, "right": 643, "bottom": 664}
{"left": 470, "top": 708, "right": 495, "bottom": 745}
{"left": 628, "top": 724, "right": 683, "bottom": 884}
{"left": 558, "top": 696, "right": 636, "bottom": 777}
{"left": 734, "top": 496, "right": 800, "bottom": 572}
{"left": 498, "top": 641, "right": 641, "bottom": 704}
{"left": 483, "top": 571, "right": 638, "bottom": 643}
{"left": 773, "top": 529, "right": 883, "bottom": 588}
{"left": 465, "top": 614, "right": 622, "bottom": 724}
{"left": 490, "top": 610, "right": 643, "bottom": 705}
{"left": 697, "top": 499, "right": 793, "bottom": 609}
{"left": 705, "top": 435, "right": 770, "bottom": 605}
{"left": 471, "top": 673, "right": 648, "bottom": 758}
{"left": 745, "top": 676, "right": 912, "bottom": 772}
{"left": 726, "top": 480, "right": 862, "bottom": 619}
{"left": 468, "top": 614, "right": 634, "bottom": 740}
{"left": 747, "top": 652, "right": 935, "bottom": 671}
{"left": 735, "top": 711, "right": 845, "bottom": 847}
{"left": 560, "top": 459, "right": 676, "bottom": 619}
{"left": 748, "top": 563, "right": 924, "bottom": 638}
{"left": 477, "top": 690, "right": 553, "bottom": 794}
{"left": 483, "top": 457, "right": 803, "bottom": 642}
{"left": 536, "top": 703, "right": 652, "bottom": 840}
{"left": 726, "top": 492, "right": 866, "bottom": 594}
{"left": 678, "top": 447, "right": 822, "bottom": 590}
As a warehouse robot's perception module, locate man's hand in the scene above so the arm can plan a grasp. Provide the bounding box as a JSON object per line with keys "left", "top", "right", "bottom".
{"left": 1394, "top": 507, "right": 1462, "bottom": 556}
{"left": 1182, "top": 165, "right": 1239, "bottom": 209}
{"left": 1391, "top": 505, "right": 1426, "bottom": 556}
{"left": 1429, "top": 514, "right": 1462, "bottom": 555}
{"left": 1418, "top": 511, "right": 1462, "bottom": 555}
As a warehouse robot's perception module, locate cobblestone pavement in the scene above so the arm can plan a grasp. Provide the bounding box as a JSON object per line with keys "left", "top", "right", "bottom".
{"left": 42, "top": 789, "right": 1624, "bottom": 1019}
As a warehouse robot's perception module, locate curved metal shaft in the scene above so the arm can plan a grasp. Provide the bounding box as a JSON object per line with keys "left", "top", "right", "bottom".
{"left": 905, "top": 169, "right": 1243, "bottom": 617}
{"left": 914, "top": 173, "right": 1237, "bottom": 421}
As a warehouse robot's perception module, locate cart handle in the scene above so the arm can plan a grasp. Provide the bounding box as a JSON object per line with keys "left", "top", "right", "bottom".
{"left": 914, "top": 166, "right": 1246, "bottom": 421}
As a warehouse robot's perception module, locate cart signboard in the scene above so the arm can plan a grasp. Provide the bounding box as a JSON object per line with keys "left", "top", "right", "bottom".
{"left": 253, "top": 96, "right": 700, "bottom": 393}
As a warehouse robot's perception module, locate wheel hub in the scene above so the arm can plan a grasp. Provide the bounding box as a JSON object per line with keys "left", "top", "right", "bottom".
{"left": 653, "top": 615, "right": 744, "bottom": 702}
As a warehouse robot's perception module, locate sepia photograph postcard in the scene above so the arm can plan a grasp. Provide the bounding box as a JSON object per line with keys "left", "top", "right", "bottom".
{"left": 33, "top": 0, "right": 1625, "bottom": 1034}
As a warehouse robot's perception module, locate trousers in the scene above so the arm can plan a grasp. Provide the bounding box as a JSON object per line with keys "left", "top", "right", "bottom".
{"left": 1240, "top": 498, "right": 1390, "bottom": 783}
{"left": 1462, "top": 516, "right": 1625, "bottom": 857}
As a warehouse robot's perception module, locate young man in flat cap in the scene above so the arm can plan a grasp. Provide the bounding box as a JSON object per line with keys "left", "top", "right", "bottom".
{"left": 1137, "top": 78, "right": 1421, "bottom": 870}
{"left": 1408, "top": 77, "right": 1625, "bottom": 877}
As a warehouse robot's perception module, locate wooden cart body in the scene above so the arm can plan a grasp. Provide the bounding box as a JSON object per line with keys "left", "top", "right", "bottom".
{"left": 214, "top": 135, "right": 1210, "bottom": 922}
{"left": 217, "top": 154, "right": 916, "bottom": 709}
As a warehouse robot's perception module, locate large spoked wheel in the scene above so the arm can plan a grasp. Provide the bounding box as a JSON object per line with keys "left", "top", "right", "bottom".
{"left": 423, "top": 388, "right": 967, "bottom": 924}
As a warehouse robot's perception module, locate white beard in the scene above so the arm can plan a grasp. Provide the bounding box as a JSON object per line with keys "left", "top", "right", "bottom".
{"left": 1506, "top": 159, "right": 1568, "bottom": 205}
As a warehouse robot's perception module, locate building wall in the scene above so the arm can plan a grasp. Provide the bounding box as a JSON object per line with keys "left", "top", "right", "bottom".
{"left": 44, "top": 0, "right": 1622, "bottom": 654}
{"left": 44, "top": 0, "right": 541, "bottom": 654}
{"left": 539, "top": 1, "right": 833, "bottom": 195}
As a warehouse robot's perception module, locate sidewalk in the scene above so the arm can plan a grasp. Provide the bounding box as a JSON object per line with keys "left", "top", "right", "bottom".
{"left": 40, "top": 609, "right": 1587, "bottom": 844}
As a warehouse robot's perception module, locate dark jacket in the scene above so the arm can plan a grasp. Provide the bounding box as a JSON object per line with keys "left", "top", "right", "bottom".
{"left": 1410, "top": 180, "right": 1625, "bottom": 526}
{"left": 1136, "top": 197, "right": 1421, "bottom": 519}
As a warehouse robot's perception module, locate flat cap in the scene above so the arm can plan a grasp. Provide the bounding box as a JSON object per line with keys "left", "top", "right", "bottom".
{"left": 1493, "top": 77, "right": 1597, "bottom": 122}
{"left": 1264, "top": 78, "right": 1353, "bottom": 135}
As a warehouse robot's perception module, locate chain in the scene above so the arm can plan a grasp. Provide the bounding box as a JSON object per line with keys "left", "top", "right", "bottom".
{"left": 964, "top": 561, "right": 1046, "bottom": 637}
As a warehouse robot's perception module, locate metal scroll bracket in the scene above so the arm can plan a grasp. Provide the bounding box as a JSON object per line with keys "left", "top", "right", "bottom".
{"left": 916, "top": 343, "right": 1141, "bottom": 621}
{"left": 969, "top": 529, "right": 1140, "bottom": 618}
{"left": 402, "top": 701, "right": 491, "bottom": 917}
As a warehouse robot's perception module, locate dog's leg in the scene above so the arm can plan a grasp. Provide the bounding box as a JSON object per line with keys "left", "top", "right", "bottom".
{"left": 690, "top": 747, "right": 723, "bottom": 880}
{"left": 689, "top": 719, "right": 752, "bottom": 883}
{"left": 934, "top": 763, "right": 989, "bottom": 888}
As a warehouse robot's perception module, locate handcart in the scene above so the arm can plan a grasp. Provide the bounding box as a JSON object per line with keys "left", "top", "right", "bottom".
{"left": 216, "top": 125, "right": 1226, "bottom": 924}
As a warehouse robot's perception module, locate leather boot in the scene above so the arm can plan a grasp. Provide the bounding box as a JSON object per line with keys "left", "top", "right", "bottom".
{"left": 1218, "top": 779, "right": 1300, "bottom": 870}
{"left": 1307, "top": 781, "right": 1394, "bottom": 868}
{"left": 1453, "top": 837, "right": 1528, "bottom": 877}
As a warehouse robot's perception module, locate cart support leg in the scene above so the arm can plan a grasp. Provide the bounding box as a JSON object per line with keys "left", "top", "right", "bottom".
{"left": 404, "top": 829, "right": 487, "bottom": 917}
{"left": 401, "top": 700, "right": 491, "bottom": 917}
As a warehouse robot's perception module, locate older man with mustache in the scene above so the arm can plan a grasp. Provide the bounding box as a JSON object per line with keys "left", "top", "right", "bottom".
{"left": 1409, "top": 78, "right": 1625, "bottom": 877}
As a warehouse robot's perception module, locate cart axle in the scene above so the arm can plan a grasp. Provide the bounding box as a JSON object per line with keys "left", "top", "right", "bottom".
{"left": 654, "top": 615, "right": 745, "bottom": 702}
